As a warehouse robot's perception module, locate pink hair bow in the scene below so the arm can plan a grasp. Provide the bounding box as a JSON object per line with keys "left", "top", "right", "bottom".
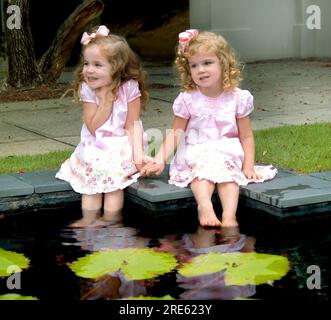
{"left": 178, "top": 29, "right": 198, "bottom": 52}
{"left": 80, "top": 25, "right": 110, "bottom": 45}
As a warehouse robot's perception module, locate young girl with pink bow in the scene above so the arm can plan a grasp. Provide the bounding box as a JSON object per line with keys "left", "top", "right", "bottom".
{"left": 56, "top": 26, "right": 151, "bottom": 227}
{"left": 141, "top": 30, "right": 277, "bottom": 228}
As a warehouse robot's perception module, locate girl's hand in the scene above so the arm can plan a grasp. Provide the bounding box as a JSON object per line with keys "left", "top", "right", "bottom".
{"left": 95, "top": 85, "right": 114, "bottom": 105}
{"left": 134, "top": 155, "right": 154, "bottom": 172}
{"left": 243, "top": 167, "right": 263, "bottom": 180}
{"left": 140, "top": 162, "right": 165, "bottom": 177}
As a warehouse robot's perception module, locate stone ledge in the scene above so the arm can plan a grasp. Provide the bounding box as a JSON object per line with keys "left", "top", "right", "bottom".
{"left": 0, "top": 168, "right": 331, "bottom": 221}
{"left": 0, "top": 174, "right": 34, "bottom": 197}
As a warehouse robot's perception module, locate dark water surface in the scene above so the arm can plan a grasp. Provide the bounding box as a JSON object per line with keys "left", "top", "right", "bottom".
{"left": 0, "top": 207, "right": 330, "bottom": 301}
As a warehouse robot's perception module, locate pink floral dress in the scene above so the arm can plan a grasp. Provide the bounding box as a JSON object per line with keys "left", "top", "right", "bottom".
{"left": 56, "top": 80, "right": 146, "bottom": 195}
{"left": 169, "top": 88, "right": 277, "bottom": 187}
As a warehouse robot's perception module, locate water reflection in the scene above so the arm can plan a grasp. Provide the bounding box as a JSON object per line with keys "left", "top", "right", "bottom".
{"left": 175, "top": 226, "right": 256, "bottom": 300}
{"left": 64, "top": 219, "right": 259, "bottom": 300}
{"left": 65, "top": 211, "right": 153, "bottom": 300}
{"left": 0, "top": 209, "right": 329, "bottom": 300}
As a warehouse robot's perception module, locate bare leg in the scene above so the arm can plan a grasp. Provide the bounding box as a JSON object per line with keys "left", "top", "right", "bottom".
{"left": 102, "top": 190, "right": 124, "bottom": 224}
{"left": 191, "top": 179, "right": 221, "bottom": 227}
{"left": 216, "top": 182, "right": 239, "bottom": 227}
{"left": 70, "top": 194, "right": 102, "bottom": 228}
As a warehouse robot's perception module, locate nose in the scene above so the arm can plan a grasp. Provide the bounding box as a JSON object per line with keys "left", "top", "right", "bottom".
{"left": 197, "top": 64, "right": 205, "bottom": 73}
{"left": 84, "top": 64, "right": 94, "bottom": 73}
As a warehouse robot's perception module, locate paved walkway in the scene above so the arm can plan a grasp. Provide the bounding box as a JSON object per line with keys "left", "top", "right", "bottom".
{"left": 0, "top": 60, "right": 331, "bottom": 219}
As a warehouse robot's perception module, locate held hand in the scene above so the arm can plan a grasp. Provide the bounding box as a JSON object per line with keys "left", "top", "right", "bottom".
{"left": 243, "top": 167, "right": 263, "bottom": 180}
{"left": 140, "top": 162, "right": 165, "bottom": 177}
{"left": 134, "top": 155, "right": 155, "bottom": 172}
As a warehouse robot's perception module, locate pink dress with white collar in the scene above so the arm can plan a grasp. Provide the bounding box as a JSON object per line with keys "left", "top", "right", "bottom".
{"left": 56, "top": 80, "right": 146, "bottom": 194}
{"left": 169, "top": 88, "right": 277, "bottom": 187}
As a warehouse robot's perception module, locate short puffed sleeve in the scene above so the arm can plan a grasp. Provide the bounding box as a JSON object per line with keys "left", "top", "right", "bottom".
{"left": 172, "top": 92, "right": 191, "bottom": 119}
{"left": 125, "top": 80, "right": 141, "bottom": 102}
{"left": 79, "top": 82, "right": 96, "bottom": 103}
{"left": 236, "top": 89, "right": 254, "bottom": 118}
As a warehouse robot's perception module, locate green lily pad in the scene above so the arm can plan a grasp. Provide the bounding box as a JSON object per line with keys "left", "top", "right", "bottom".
{"left": 178, "top": 252, "right": 289, "bottom": 286}
{"left": 0, "top": 294, "right": 38, "bottom": 300}
{"left": 125, "top": 295, "right": 175, "bottom": 300}
{"left": 70, "top": 248, "right": 177, "bottom": 280}
{"left": 0, "top": 248, "right": 30, "bottom": 277}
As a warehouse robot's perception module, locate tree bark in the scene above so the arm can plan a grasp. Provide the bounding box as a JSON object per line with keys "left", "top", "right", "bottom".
{"left": 39, "top": 0, "right": 105, "bottom": 83}
{"left": 4, "top": 0, "right": 40, "bottom": 88}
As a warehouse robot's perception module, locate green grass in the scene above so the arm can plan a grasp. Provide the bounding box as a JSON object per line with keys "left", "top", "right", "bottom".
{"left": 0, "top": 150, "right": 72, "bottom": 174}
{"left": 0, "top": 123, "right": 330, "bottom": 174}
{"left": 255, "top": 122, "right": 331, "bottom": 174}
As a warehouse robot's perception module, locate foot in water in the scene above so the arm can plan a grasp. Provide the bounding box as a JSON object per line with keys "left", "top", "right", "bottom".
{"left": 198, "top": 203, "right": 222, "bottom": 227}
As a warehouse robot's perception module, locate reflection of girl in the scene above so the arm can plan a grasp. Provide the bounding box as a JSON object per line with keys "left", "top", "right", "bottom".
{"left": 81, "top": 273, "right": 147, "bottom": 300}
{"left": 177, "top": 226, "right": 256, "bottom": 300}
{"left": 70, "top": 224, "right": 150, "bottom": 300}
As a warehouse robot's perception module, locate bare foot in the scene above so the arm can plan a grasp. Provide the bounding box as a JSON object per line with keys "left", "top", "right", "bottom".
{"left": 69, "top": 218, "right": 97, "bottom": 228}
{"left": 103, "top": 210, "right": 123, "bottom": 225}
{"left": 197, "top": 204, "right": 222, "bottom": 227}
{"left": 221, "top": 218, "right": 238, "bottom": 228}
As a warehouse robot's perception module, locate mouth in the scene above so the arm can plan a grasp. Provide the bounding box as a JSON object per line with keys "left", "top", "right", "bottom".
{"left": 199, "top": 76, "right": 209, "bottom": 81}
{"left": 87, "top": 77, "right": 99, "bottom": 82}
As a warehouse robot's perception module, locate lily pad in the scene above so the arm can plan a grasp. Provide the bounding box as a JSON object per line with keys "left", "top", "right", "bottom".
{"left": 0, "top": 294, "right": 38, "bottom": 300}
{"left": 178, "top": 252, "right": 289, "bottom": 286}
{"left": 70, "top": 248, "right": 177, "bottom": 280}
{"left": 0, "top": 248, "right": 30, "bottom": 277}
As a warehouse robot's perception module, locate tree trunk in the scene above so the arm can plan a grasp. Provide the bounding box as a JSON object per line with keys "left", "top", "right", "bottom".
{"left": 39, "top": 0, "right": 105, "bottom": 83}
{"left": 4, "top": 0, "right": 40, "bottom": 88}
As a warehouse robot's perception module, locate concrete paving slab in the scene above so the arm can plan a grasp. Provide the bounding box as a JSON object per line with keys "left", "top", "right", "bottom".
{"left": 309, "top": 171, "right": 331, "bottom": 182}
{"left": 0, "top": 140, "right": 74, "bottom": 157}
{"left": 127, "top": 166, "right": 295, "bottom": 203}
{"left": 240, "top": 175, "right": 331, "bottom": 208}
{"left": 127, "top": 165, "right": 193, "bottom": 202}
{"left": 11, "top": 170, "right": 73, "bottom": 194}
{"left": 0, "top": 174, "right": 34, "bottom": 198}
{"left": 128, "top": 178, "right": 193, "bottom": 202}
{"left": 0, "top": 122, "right": 40, "bottom": 143}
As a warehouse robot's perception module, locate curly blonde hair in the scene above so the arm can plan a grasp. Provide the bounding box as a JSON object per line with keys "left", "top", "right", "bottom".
{"left": 175, "top": 31, "right": 242, "bottom": 92}
{"left": 74, "top": 29, "right": 148, "bottom": 109}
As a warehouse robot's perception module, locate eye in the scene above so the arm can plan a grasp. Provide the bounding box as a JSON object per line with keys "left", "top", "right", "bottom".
{"left": 190, "top": 63, "right": 197, "bottom": 69}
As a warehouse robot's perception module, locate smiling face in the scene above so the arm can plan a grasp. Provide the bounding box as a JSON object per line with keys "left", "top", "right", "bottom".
{"left": 82, "top": 44, "right": 112, "bottom": 90}
{"left": 188, "top": 50, "right": 223, "bottom": 97}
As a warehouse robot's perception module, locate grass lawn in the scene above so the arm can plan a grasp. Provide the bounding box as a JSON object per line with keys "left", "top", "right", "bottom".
{"left": 0, "top": 123, "right": 330, "bottom": 174}
{"left": 0, "top": 150, "right": 73, "bottom": 174}
{"left": 255, "top": 122, "right": 331, "bottom": 173}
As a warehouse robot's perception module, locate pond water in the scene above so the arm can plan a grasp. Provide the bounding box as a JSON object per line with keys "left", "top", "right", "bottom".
{"left": 0, "top": 206, "right": 330, "bottom": 301}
